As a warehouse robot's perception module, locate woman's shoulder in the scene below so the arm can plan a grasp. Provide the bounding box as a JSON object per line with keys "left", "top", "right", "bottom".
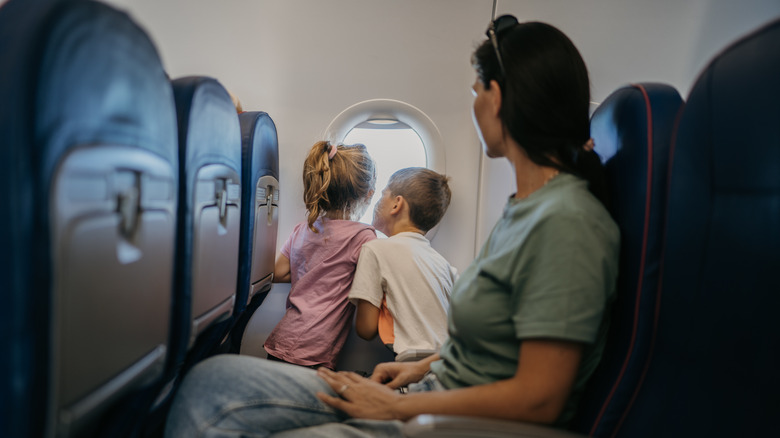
{"left": 522, "top": 174, "right": 619, "bottom": 242}
{"left": 542, "top": 174, "right": 612, "bottom": 219}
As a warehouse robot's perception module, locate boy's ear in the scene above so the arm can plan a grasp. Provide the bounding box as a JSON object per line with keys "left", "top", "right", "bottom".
{"left": 389, "top": 195, "right": 404, "bottom": 216}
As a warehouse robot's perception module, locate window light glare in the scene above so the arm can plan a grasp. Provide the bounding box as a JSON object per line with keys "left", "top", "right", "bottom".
{"left": 343, "top": 121, "right": 427, "bottom": 227}
{"left": 367, "top": 119, "right": 398, "bottom": 125}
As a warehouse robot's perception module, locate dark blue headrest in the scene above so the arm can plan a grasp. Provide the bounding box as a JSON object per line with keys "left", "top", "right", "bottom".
{"left": 171, "top": 76, "right": 242, "bottom": 178}
{"left": 592, "top": 84, "right": 684, "bottom": 166}
{"left": 0, "top": 0, "right": 176, "bottom": 436}
{"left": 1, "top": 0, "right": 177, "bottom": 223}
{"left": 38, "top": 5, "right": 177, "bottom": 171}
{"left": 240, "top": 111, "right": 279, "bottom": 182}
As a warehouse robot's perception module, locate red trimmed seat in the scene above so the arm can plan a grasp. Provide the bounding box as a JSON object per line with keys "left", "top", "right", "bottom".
{"left": 570, "top": 83, "right": 683, "bottom": 436}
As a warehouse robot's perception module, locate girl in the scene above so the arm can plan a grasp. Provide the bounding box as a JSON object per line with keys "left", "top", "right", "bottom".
{"left": 263, "top": 140, "right": 377, "bottom": 370}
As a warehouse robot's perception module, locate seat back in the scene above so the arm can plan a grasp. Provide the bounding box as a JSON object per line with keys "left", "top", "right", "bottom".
{"left": 0, "top": 0, "right": 178, "bottom": 436}
{"left": 615, "top": 18, "right": 780, "bottom": 438}
{"left": 570, "top": 83, "right": 683, "bottom": 436}
{"left": 238, "top": 111, "right": 279, "bottom": 310}
{"left": 228, "top": 111, "right": 280, "bottom": 352}
{"left": 169, "top": 76, "right": 242, "bottom": 372}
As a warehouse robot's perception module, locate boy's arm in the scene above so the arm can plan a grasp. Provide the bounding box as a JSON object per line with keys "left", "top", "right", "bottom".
{"left": 273, "top": 252, "right": 291, "bottom": 283}
{"left": 355, "top": 299, "right": 380, "bottom": 340}
{"left": 349, "top": 244, "right": 384, "bottom": 340}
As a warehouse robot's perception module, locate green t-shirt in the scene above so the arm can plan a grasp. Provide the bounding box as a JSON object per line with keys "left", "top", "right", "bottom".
{"left": 430, "top": 173, "right": 620, "bottom": 427}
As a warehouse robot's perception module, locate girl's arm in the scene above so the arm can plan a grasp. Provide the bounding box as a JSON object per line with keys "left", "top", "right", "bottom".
{"left": 318, "top": 339, "right": 582, "bottom": 425}
{"left": 273, "top": 252, "right": 291, "bottom": 283}
{"left": 354, "top": 300, "right": 380, "bottom": 340}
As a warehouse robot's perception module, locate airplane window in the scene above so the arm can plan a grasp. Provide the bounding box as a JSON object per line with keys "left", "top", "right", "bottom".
{"left": 325, "top": 98, "right": 445, "bottom": 238}
{"left": 343, "top": 119, "right": 427, "bottom": 227}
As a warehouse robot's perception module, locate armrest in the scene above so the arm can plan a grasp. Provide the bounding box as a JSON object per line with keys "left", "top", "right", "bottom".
{"left": 396, "top": 349, "right": 437, "bottom": 362}
{"left": 403, "top": 415, "right": 587, "bottom": 438}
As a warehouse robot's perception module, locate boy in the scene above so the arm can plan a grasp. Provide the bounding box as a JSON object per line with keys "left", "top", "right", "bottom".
{"left": 348, "top": 167, "right": 456, "bottom": 358}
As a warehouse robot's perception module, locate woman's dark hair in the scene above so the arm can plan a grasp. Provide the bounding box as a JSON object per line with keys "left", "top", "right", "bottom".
{"left": 472, "top": 20, "right": 608, "bottom": 207}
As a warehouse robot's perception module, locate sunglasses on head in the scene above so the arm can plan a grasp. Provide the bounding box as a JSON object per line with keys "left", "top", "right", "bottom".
{"left": 486, "top": 14, "right": 519, "bottom": 78}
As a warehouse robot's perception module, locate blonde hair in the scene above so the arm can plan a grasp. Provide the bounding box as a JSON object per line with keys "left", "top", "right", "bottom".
{"left": 227, "top": 89, "right": 243, "bottom": 113}
{"left": 303, "top": 141, "right": 376, "bottom": 232}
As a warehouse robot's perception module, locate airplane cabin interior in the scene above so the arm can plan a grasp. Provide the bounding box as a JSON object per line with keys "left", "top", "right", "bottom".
{"left": 1, "top": 0, "right": 779, "bottom": 437}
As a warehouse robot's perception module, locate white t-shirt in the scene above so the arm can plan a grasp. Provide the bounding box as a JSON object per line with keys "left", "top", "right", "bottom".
{"left": 348, "top": 232, "right": 457, "bottom": 355}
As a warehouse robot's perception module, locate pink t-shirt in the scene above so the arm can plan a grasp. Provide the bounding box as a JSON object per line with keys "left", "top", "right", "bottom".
{"left": 264, "top": 218, "right": 376, "bottom": 368}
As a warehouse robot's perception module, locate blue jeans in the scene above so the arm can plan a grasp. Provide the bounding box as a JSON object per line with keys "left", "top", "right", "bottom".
{"left": 164, "top": 354, "right": 406, "bottom": 437}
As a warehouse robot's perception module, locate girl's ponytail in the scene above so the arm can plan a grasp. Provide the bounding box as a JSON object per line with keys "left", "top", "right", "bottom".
{"left": 302, "top": 141, "right": 334, "bottom": 231}
{"left": 302, "top": 141, "right": 375, "bottom": 232}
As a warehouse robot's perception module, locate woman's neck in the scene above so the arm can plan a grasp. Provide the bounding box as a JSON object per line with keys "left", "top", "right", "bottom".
{"left": 506, "top": 141, "right": 560, "bottom": 199}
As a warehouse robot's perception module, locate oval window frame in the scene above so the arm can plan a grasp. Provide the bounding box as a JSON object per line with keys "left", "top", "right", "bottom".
{"left": 325, "top": 99, "right": 447, "bottom": 239}
{"left": 325, "top": 99, "right": 446, "bottom": 175}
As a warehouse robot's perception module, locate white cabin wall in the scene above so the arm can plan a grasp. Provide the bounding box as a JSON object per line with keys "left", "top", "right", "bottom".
{"left": 102, "top": 0, "right": 489, "bottom": 272}
{"left": 26, "top": 0, "right": 780, "bottom": 268}
{"left": 476, "top": 0, "right": 780, "bottom": 252}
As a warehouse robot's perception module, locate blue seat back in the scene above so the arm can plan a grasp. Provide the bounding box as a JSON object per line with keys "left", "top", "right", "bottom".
{"left": 571, "top": 84, "right": 683, "bottom": 436}
{"left": 228, "top": 112, "right": 280, "bottom": 351}
{"left": 236, "top": 112, "right": 279, "bottom": 313}
{"left": 0, "top": 0, "right": 178, "bottom": 436}
{"left": 615, "top": 18, "right": 780, "bottom": 437}
{"left": 169, "top": 76, "right": 242, "bottom": 372}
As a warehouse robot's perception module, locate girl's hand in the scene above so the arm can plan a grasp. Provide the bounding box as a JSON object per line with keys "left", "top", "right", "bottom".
{"left": 316, "top": 368, "right": 403, "bottom": 420}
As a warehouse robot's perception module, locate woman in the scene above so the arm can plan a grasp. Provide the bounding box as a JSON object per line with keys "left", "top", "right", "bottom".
{"left": 164, "top": 17, "right": 619, "bottom": 437}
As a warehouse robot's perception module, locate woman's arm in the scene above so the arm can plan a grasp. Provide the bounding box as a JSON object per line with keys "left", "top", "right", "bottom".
{"left": 318, "top": 339, "right": 582, "bottom": 424}
{"left": 394, "top": 340, "right": 582, "bottom": 423}
{"left": 354, "top": 300, "right": 380, "bottom": 340}
{"left": 273, "top": 252, "right": 291, "bottom": 283}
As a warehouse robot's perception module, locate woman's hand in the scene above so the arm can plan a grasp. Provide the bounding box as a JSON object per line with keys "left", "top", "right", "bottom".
{"left": 316, "top": 368, "right": 402, "bottom": 420}
{"left": 370, "top": 360, "right": 429, "bottom": 389}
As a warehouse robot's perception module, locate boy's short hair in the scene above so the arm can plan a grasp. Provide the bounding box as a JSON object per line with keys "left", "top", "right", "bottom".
{"left": 387, "top": 167, "right": 451, "bottom": 232}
